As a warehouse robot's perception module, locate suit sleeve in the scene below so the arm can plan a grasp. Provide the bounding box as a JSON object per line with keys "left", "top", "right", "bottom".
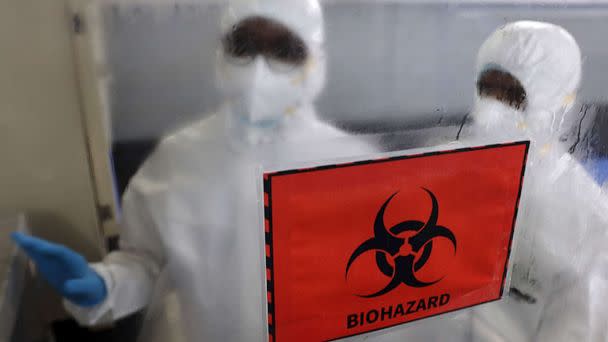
{"left": 64, "top": 145, "right": 169, "bottom": 326}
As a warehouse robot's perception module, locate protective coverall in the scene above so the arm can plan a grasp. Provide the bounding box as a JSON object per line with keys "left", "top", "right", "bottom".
{"left": 54, "top": 1, "right": 375, "bottom": 341}
{"left": 464, "top": 21, "right": 608, "bottom": 342}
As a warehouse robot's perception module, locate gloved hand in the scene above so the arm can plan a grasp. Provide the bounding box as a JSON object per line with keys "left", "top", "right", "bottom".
{"left": 11, "top": 232, "right": 107, "bottom": 307}
{"left": 587, "top": 158, "right": 608, "bottom": 185}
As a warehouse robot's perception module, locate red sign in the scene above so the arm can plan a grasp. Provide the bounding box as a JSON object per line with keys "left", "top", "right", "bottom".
{"left": 263, "top": 142, "right": 529, "bottom": 342}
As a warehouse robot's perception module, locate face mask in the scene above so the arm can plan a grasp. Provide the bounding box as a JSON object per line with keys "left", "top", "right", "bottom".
{"left": 472, "top": 97, "right": 569, "bottom": 148}
{"left": 218, "top": 56, "right": 310, "bottom": 127}
{"left": 471, "top": 97, "right": 526, "bottom": 139}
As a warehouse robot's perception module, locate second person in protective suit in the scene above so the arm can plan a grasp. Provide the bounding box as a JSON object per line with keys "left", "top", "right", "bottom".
{"left": 463, "top": 21, "right": 608, "bottom": 342}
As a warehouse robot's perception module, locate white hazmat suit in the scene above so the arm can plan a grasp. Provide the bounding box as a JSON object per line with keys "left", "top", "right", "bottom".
{"left": 343, "top": 21, "right": 605, "bottom": 342}
{"left": 63, "top": 1, "right": 375, "bottom": 341}
{"left": 463, "top": 21, "right": 608, "bottom": 342}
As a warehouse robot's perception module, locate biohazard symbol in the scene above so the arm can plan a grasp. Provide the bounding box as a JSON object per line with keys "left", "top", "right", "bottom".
{"left": 345, "top": 189, "right": 457, "bottom": 298}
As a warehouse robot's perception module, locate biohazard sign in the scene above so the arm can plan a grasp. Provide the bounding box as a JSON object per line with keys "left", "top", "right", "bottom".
{"left": 262, "top": 142, "right": 529, "bottom": 341}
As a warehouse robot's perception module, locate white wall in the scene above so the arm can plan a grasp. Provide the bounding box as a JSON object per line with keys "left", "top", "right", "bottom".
{"left": 0, "top": 0, "right": 104, "bottom": 257}
{"left": 104, "top": 2, "right": 608, "bottom": 141}
{"left": 0, "top": 0, "right": 107, "bottom": 337}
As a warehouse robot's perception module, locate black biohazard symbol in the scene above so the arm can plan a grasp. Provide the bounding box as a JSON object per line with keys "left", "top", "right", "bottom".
{"left": 345, "top": 189, "right": 457, "bottom": 298}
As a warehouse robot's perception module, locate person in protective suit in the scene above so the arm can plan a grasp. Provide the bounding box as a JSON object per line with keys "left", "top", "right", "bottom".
{"left": 463, "top": 21, "right": 608, "bottom": 342}
{"left": 340, "top": 20, "right": 608, "bottom": 342}
{"left": 12, "top": 1, "right": 374, "bottom": 341}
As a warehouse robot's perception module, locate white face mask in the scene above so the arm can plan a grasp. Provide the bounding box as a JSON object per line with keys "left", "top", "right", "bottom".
{"left": 472, "top": 97, "right": 569, "bottom": 146}
{"left": 471, "top": 97, "right": 526, "bottom": 139}
{"left": 217, "top": 57, "right": 311, "bottom": 127}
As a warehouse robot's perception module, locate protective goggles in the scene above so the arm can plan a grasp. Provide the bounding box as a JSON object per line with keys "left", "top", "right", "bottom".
{"left": 222, "top": 16, "right": 309, "bottom": 72}
{"left": 477, "top": 68, "right": 528, "bottom": 110}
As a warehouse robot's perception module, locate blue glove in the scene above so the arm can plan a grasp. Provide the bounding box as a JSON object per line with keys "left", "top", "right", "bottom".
{"left": 11, "top": 232, "right": 107, "bottom": 307}
{"left": 586, "top": 158, "right": 608, "bottom": 185}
